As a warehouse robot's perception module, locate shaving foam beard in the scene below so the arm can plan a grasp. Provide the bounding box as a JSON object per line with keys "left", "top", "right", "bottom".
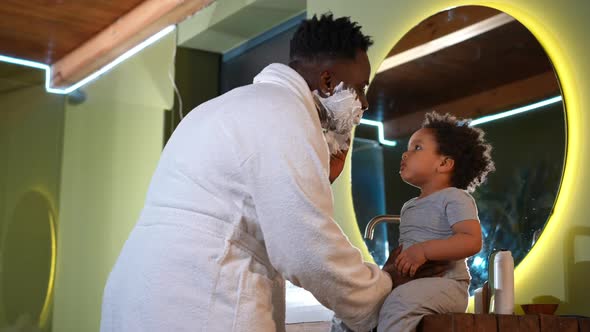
{"left": 312, "top": 82, "right": 364, "bottom": 134}
{"left": 313, "top": 82, "right": 365, "bottom": 154}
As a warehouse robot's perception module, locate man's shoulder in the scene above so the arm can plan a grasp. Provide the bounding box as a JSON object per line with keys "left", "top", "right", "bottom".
{"left": 216, "top": 83, "right": 308, "bottom": 115}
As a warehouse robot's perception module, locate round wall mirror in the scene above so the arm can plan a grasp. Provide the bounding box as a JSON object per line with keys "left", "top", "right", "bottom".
{"left": 352, "top": 5, "right": 565, "bottom": 294}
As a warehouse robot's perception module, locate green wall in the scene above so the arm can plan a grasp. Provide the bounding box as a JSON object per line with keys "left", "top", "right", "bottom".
{"left": 0, "top": 30, "right": 219, "bottom": 332}
{"left": 164, "top": 47, "right": 221, "bottom": 143}
{"left": 52, "top": 33, "right": 176, "bottom": 332}
{"left": 0, "top": 66, "right": 65, "bottom": 330}
{"left": 309, "top": 0, "right": 590, "bottom": 316}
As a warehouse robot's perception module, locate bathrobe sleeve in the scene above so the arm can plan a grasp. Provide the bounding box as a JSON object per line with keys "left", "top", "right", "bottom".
{"left": 239, "top": 97, "right": 392, "bottom": 331}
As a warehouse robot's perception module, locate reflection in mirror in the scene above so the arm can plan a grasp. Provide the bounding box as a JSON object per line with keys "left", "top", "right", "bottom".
{"left": 352, "top": 5, "right": 565, "bottom": 294}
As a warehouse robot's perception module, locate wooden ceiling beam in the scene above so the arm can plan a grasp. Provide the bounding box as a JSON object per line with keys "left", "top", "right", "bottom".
{"left": 50, "top": 0, "right": 214, "bottom": 89}
{"left": 383, "top": 70, "right": 561, "bottom": 139}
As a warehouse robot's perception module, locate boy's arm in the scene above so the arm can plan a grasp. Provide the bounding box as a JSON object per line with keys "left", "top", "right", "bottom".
{"left": 422, "top": 219, "right": 482, "bottom": 260}
{"left": 395, "top": 219, "right": 482, "bottom": 276}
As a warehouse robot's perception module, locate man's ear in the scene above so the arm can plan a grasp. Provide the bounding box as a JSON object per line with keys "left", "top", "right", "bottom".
{"left": 319, "top": 70, "right": 333, "bottom": 96}
{"left": 438, "top": 157, "right": 455, "bottom": 173}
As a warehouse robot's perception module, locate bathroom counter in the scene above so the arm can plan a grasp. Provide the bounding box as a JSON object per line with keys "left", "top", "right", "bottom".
{"left": 286, "top": 281, "right": 333, "bottom": 324}
{"left": 417, "top": 313, "right": 590, "bottom": 331}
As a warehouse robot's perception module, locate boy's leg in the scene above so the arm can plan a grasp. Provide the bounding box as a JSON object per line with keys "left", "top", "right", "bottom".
{"left": 377, "top": 278, "right": 468, "bottom": 332}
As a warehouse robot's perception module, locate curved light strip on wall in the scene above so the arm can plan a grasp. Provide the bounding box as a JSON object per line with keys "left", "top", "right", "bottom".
{"left": 0, "top": 25, "right": 176, "bottom": 95}
{"left": 39, "top": 209, "right": 57, "bottom": 328}
{"left": 360, "top": 95, "right": 562, "bottom": 146}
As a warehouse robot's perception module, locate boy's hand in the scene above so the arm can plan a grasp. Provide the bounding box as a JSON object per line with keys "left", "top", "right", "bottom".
{"left": 395, "top": 243, "right": 427, "bottom": 277}
{"left": 382, "top": 246, "right": 410, "bottom": 288}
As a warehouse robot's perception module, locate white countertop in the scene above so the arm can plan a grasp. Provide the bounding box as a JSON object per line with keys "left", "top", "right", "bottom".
{"left": 285, "top": 281, "right": 334, "bottom": 323}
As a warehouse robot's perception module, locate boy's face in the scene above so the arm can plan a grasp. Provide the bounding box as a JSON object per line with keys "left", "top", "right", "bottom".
{"left": 400, "top": 128, "right": 447, "bottom": 188}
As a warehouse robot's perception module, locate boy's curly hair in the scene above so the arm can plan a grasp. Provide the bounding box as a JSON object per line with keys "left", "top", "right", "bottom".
{"left": 290, "top": 13, "right": 373, "bottom": 62}
{"left": 423, "top": 112, "right": 495, "bottom": 192}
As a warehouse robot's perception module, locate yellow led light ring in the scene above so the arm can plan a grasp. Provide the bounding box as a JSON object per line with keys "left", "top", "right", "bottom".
{"left": 371, "top": 1, "right": 576, "bottom": 305}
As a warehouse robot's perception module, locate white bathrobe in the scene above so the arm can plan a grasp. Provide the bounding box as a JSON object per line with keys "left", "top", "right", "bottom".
{"left": 100, "top": 63, "right": 392, "bottom": 332}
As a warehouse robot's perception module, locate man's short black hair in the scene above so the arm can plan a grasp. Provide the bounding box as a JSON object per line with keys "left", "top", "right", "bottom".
{"left": 289, "top": 13, "right": 373, "bottom": 63}
{"left": 423, "top": 112, "right": 496, "bottom": 192}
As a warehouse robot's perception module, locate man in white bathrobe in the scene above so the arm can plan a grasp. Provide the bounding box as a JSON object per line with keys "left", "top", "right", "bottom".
{"left": 100, "top": 14, "right": 445, "bottom": 332}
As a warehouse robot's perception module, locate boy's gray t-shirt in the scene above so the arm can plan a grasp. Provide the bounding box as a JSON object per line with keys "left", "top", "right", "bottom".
{"left": 399, "top": 187, "right": 479, "bottom": 281}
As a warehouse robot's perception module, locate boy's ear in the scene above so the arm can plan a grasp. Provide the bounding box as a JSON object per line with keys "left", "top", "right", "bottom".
{"left": 438, "top": 157, "right": 455, "bottom": 173}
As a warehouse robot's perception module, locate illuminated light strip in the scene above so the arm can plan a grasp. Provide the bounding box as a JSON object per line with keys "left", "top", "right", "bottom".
{"left": 359, "top": 95, "right": 562, "bottom": 145}
{"left": 0, "top": 25, "right": 176, "bottom": 95}
{"left": 376, "top": 13, "right": 514, "bottom": 74}
{"left": 359, "top": 118, "right": 398, "bottom": 146}
{"left": 470, "top": 96, "right": 563, "bottom": 126}
{"left": 39, "top": 210, "right": 57, "bottom": 328}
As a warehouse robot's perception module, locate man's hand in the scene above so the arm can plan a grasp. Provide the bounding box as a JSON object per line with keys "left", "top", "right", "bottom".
{"left": 382, "top": 246, "right": 452, "bottom": 289}
{"left": 382, "top": 246, "right": 411, "bottom": 289}
{"left": 395, "top": 243, "right": 427, "bottom": 277}
{"left": 329, "top": 149, "right": 348, "bottom": 183}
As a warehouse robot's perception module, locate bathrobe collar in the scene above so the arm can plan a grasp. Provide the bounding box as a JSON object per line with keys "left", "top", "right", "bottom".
{"left": 253, "top": 63, "right": 319, "bottom": 122}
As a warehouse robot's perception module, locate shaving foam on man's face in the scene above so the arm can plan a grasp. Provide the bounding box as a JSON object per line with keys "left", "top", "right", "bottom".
{"left": 313, "top": 82, "right": 364, "bottom": 135}
{"left": 313, "top": 82, "right": 365, "bottom": 155}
